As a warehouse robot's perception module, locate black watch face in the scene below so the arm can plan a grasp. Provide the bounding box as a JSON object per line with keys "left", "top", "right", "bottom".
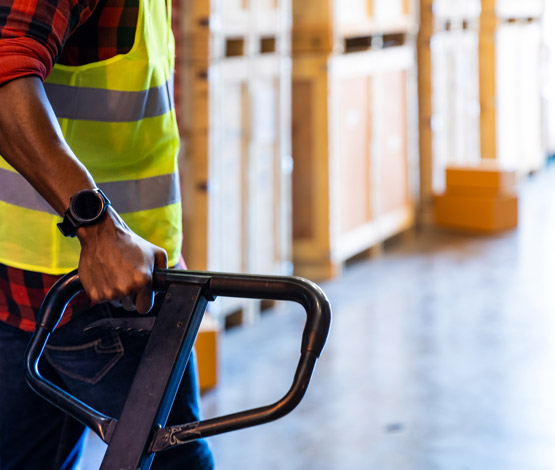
{"left": 72, "top": 190, "right": 104, "bottom": 222}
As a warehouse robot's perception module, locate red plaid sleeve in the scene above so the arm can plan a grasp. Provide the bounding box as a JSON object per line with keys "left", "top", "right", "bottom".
{"left": 0, "top": 264, "right": 90, "bottom": 332}
{"left": 59, "top": 0, "right": 138, "bottom": 66}
{"left": 0, "top": 0, "right": 99, "bottom": 85}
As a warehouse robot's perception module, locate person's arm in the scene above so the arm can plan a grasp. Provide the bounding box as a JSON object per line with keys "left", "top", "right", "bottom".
{"left": 0, "top": 76, "right": 166, "bottom": 313}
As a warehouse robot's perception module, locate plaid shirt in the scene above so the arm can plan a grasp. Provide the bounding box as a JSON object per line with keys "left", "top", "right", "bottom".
{"left": 0, "top": 0, "right": 138, "bottom": 85}
{"left": 0, "top": 264, "right": 91, "bottom": 331}
{"left": 0, "top": 0, "right": 139, "bottom": 331}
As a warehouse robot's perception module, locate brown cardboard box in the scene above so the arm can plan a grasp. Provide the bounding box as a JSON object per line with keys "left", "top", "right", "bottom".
{"left": 194, "top": 315, "right": 220, "bottom": 392}
{"left": 444, "top": 161, "right": 517, "bottom": 197}
{"left": 435, "top": 193, "right": 518, "bottom": 232}
{"left": 434, "top": 161, "right": 519, "bottom": 232}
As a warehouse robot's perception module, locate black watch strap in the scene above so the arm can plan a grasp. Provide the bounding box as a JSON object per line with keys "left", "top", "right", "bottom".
{"left": 57, "top": 188, "right": 111, "bottom": 238}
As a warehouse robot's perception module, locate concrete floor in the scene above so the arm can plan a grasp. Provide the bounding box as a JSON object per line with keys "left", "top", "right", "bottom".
{"left": 80, "top": 164, "right": 555, "bottom": 469}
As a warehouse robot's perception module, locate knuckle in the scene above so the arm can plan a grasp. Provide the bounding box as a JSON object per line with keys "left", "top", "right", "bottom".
{"left": 133, "top": 270, "right": 151, "bottom": 288}
{"left": 88, "top": 289, "right": 100, "bottom": 304}
{"left": 110, "top": 285, "right": 127, "bottom": 300}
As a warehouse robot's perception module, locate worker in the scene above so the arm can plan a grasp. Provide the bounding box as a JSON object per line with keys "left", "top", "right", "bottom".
{"left": 0, "top": 0, "right": 214, "bottom": 468}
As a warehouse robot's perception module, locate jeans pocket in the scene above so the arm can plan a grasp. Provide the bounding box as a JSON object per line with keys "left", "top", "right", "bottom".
{"left": 44, "top": 330, "right": 124, "bottom": 385}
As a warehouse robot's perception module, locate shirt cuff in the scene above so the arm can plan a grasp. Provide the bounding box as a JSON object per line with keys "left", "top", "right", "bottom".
{"left": 0, "top": 38, "right": 54, "bottom": 86}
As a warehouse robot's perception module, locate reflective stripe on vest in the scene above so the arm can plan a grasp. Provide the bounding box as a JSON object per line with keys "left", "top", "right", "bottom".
{"left": 0, "top": 169, "right": 180, "bottom": 215}
{"left": 44, "top": 76, "right": 174, "bottom": 122}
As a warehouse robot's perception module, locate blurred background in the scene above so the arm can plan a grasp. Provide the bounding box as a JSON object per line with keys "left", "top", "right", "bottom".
{"left": 82, "top": 1, "right": 555, "bottom": 468}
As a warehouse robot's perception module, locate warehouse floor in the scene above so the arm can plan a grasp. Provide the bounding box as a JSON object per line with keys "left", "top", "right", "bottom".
{"left": 79, "top": 164, "right": 555, "bottom": 469}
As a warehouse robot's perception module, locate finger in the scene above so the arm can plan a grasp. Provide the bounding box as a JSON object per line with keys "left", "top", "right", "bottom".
{"left": 135, "top": 287, "right": 155, "bottom": 315}
{"left": 135, "top": 284, "right": 154, "bottom": 314}
{"left": 122, "top": 295, "right": 137, "bottom": 312}
{"left": 154, "top": 248, "right": 168, "bottom": 269}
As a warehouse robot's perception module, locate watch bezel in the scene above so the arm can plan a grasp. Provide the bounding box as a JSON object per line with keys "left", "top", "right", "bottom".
{"left": 69, "top": 189, "right": 109, "bottom": 224}
{"left": 57, "top": 188, "right": 111, "bottom": 237}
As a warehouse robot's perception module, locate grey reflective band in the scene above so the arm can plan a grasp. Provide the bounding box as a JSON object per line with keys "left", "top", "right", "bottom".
{"left": 44, "top": 77, "right": 174, "bottom": 122}
{"left": 101, "top": 173, "right": 181, "bottom": 214}
{"left": 0, "top": 169, "right": 180, "bottom": 215}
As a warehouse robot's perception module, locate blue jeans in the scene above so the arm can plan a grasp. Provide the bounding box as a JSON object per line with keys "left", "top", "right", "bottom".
{"left": 0, "top": 299, "right": 214, "bottom": 470}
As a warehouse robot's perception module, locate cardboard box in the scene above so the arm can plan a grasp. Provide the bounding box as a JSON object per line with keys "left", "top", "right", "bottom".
{"left": 435, "top": 193, "right": 518, "bottom": 232}
{"left": 194, "top": 315, "right": 220, "bottom": 392}
{"left": 445, "top": 161, "right": 517, "bottom": 197}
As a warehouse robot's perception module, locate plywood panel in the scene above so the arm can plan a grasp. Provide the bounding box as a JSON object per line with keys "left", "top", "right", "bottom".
{"left": 292, "top": 80, "right": 315, "bottom": 240}
{"left": 211, "top": 80, "right": 249, "bottom": 273}
{"left": 335, "top": 76, "right": 372, "bottom": 234}
{"left": 378, "top": 70, "right": 409, "bottom": 214}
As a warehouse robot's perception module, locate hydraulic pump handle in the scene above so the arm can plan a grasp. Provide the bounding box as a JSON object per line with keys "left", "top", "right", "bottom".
{"left": 24, "top": 269, "right": 331, "bottom": 450}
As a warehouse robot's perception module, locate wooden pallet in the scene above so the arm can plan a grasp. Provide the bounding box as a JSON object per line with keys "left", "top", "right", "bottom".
{"left": 292, "top": 0, "right": 418, "bottom": 54}
{"left": 292, "top": 44, "right": 418, "bottom": 281}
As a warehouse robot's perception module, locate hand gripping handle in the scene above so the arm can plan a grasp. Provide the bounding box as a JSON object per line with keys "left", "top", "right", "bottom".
{"left": 25, "top": 269, "right": 332, "bottom": 451}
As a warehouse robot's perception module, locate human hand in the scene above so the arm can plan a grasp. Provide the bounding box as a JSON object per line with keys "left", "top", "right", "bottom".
{"left": 76, "top": 207, "right": 168, "bottom": 314}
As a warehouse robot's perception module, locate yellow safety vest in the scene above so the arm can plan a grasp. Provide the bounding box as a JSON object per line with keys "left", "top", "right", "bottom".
{"left": 0, "top": 0, "right": 182, "bottom": 274}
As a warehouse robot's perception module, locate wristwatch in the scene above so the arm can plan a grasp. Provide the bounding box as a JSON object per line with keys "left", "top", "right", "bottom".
{"left": 57, "top": 188, "right": 111, "bottom": 237}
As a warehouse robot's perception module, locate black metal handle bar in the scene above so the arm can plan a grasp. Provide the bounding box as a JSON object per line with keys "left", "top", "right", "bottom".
{"left": 25, "top": 269, "right": 331, "bottom": 455}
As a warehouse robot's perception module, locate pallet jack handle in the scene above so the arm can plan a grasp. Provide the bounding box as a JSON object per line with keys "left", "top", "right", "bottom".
{"left": 24, "top": 269, "right": 331, "bottom": 468}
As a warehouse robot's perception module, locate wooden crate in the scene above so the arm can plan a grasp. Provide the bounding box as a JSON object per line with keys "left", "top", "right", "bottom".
{"left": 175, "top": 0, "right": 292, "bottom": 325}
{"left": 417, "top": 0, "right": 484, "bottom": 219}
{"left": 292, "top": 0, "right": 418, "bottom": 54}
{"left": 292, "top": 44, "right": 417, "bottom": 280}
{"left": 180, "top": 0, "right": 211, "bottom": 34}
{"left": 180, "top": 56, "right": 292, "bottom": 323}
{"left": 542, "top": 1, "right": 555, "bottom": 157}
{"left": 493, "top": 0, "right": 544, "bottom": 20}
{"left": 428, "top": 27, "right": 481, "bottom": 194}
{"left": 370, "top": 0, "right": 415, "bottom": 25}
{"left": 248, "top": 56, "right": 292, "bottom": 275}
{"left": 215, "top": 0, "right": 251, "bottom": 35}
{"left": 479, "top": 18, "right": 544, "bottom": 174}
{"left": 178, "top": 0, "right": 291, "bottom": 62}
{"left": 432, "top": 0, "right": 481, "bottom": 23}
{"left": 253, "top": 0, "right": 292, "bottom": 36}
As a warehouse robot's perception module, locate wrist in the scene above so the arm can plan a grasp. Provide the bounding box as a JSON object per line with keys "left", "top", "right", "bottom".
{"left": 76, "top": 206, "right": 123, "bottom": 245}
{"left": 58, "top": 188, "right": 111, "bottom": 237}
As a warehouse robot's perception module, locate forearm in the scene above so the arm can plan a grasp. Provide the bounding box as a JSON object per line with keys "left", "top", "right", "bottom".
{"left": 0, "top": 75, "right": 167, "bottom": 311}
{"left": 0, "top": 75, "right": 96, "bottom": 215}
